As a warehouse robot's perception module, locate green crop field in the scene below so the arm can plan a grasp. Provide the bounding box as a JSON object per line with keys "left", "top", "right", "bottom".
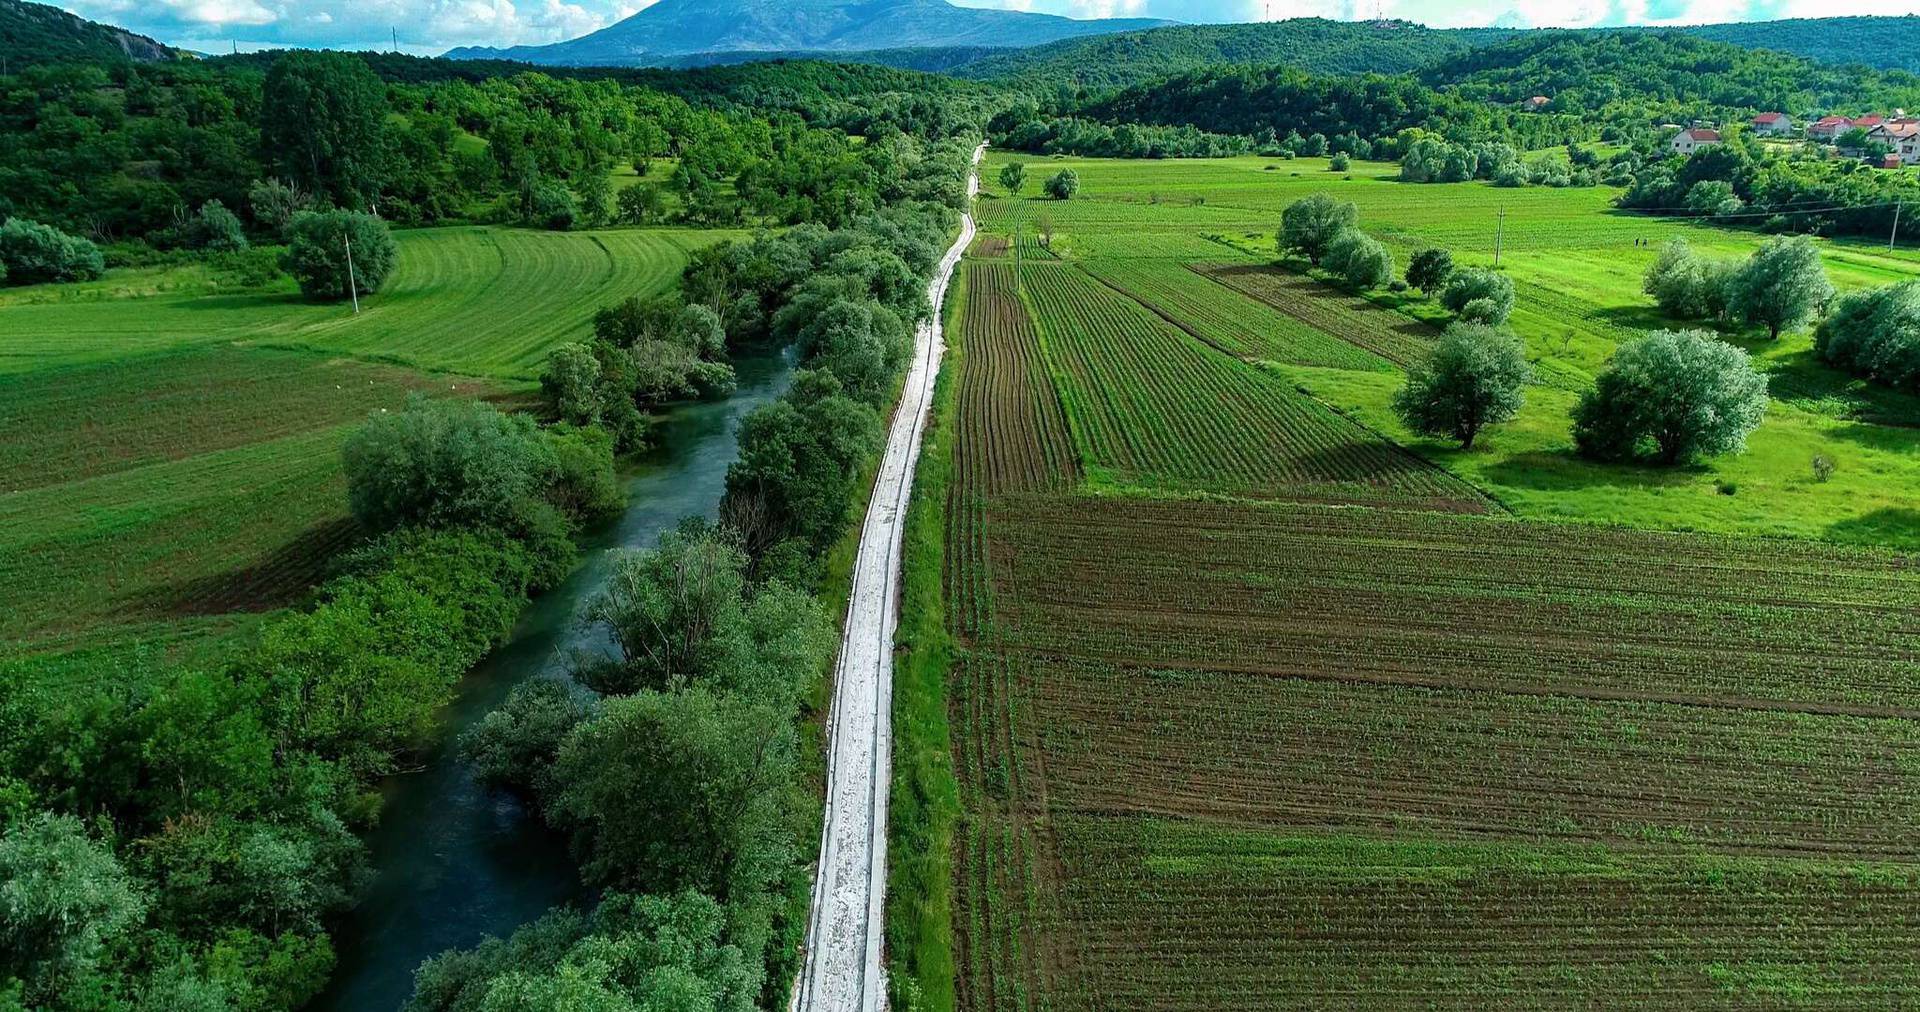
{"left": 0, "top": 223, "right": 727, "bottom": 662}
{"left": 925, "top": 157, "right": 1920, "bottom": 1012}
{"left": 0, "top": 225, "right": 732, "bottom": 379}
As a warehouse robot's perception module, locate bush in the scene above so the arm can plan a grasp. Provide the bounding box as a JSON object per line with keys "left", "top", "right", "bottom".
{"left": 0, "top": 218, "right": 105, "bottom": 284}
{"left": 1572, "top": 329, "right": 1768, "bottom": 464}
{"left": 1440, "top": 267, "right": 1515, "bottom": 325}
{"left": 1328, "top": 152, "right": 1351, "bottom": 171}
{"left": 1815, "top": 280, "right": 1920, "bottom": 391}
{"left": 285, "top": 209, "right": 396, "bottom": 301}
{"left": 531, "top": 179, "right": 577, "bottom": 230}
{"left": 1324, "top": 228, "right": 1392, "bottom": 290}
{"left": 1043, "top": 169, "right": 1080, "bottom": 201}
{"left": 1729, "top": 235, "right": 1833, "bottom": 339}
{"left": 460, "top": 680, "right": 595, "bottom": 799}
{"left": 342, "top": 394, "right": 562, "bottom": 535}
{"left": 1393, "top": 323, "right": 1531, "bottom": 448}
{"left": 188, "top": 200, "right": 249, "bottom": 252}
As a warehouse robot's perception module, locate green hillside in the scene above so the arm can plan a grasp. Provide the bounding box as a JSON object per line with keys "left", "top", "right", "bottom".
{"left": 1685, "top": 15, "right": 1920, "bottom": 71}
{"left": 0, "top": 0, "right": 177, "bottom": 67}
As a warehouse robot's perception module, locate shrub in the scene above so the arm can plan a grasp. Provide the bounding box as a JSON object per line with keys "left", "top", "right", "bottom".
{"left": 342, "top": 394, "right": 562, "bottom": 535}
{"left": 1393, "top": 322, "right": 1531, "bottom": 448}
{"left": 1043, "top": 169, "right": 1079, "bottom": 200}
{"left": 1328, "top": 152, "right": 1351, "bottom": 171}
{"left": 1729, "top": 235, "right": 1833, "bottom": 338}
{"left": 1572, "top": 329, "right": 1768, "bottom": 464}
{"left": 1815, "top": 280, "right": 1920, "bottom": 390}
{"left": 285, "top": 209, "right": 396, "bottom": 301}
{"left": 1325, "top": 228, "right": 1392, "bottom": 290}
{"left": 0, "top": 218, "right": 105, "bottom": 284}
{"left": 1440, "top": 267, "right": 1515, "bottom": 325}
{"left": 187, "top": 200, "right": 249, "bottom": 252}
{"left": 531, "top": 179, "right": 577, "bottom": 230}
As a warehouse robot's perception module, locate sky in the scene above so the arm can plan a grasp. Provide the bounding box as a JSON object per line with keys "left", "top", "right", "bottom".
{"left": 53, "top": 0, "right": 1920, "bottom": 56}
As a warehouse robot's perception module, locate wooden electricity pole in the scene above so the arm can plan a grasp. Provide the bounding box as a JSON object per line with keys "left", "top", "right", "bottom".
{"left": 1891, "top": 202, "right": 1903, "bottom": 250}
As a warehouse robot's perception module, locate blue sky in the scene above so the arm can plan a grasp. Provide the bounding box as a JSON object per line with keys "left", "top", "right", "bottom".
{"left": 55, "top": 0, "right": 1920, "bottom": 55}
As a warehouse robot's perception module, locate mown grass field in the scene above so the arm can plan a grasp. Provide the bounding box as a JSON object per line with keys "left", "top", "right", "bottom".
{"left": 916, "top": 157, "right": 1920, "bottom": 1011}
{"left": 0, "top": 225, "right": 731, "bottom": 379}
{"left": 0, "top": 224, "right": 725, "bottom": 663}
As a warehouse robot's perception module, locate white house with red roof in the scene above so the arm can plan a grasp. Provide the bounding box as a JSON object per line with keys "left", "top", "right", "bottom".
{"left": 1751, "top": 112, "right": 1793, "bottom": 136}
{"left": 1868, "top": 119, "right": 1920, "bottom": 164}
{"left": 1807, "top": 115, "right": 1853, "bottom": 140}
{"left": 1671, "top": 127, "right": 1722, "bottom": 156}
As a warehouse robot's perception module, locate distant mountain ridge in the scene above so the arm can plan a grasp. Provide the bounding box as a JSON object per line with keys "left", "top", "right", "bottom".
{"left": 445, "top": 0, "right": 1170, "bottom": 66}
{"left": 1, "top": 0, "right": 178, "bottom": 66}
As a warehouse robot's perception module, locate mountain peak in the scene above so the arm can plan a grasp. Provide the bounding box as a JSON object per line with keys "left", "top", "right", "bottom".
{"left": 445, "top": 0, "right": 1173, "bottom": 67}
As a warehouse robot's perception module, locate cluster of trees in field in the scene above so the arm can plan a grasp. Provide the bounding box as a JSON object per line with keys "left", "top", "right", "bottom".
{"left": 417, "top": 139, "right": 975, "bottom": 1009}
{"left": 1398, "top": 134, "right": 1610, "bottom": 188}
{"left": 1280, "top": 194, "right": 1516, "bottom": 326}
{"left": 1644, "top": 235, "right": 1834, "bottom": 339}
{"left": 997, "top": 161, "right": 1079, "bottom": 201}
{"left": 1818, "top": 281, "right": 1920, "bottom": 392}
{"left": 0, "top": 396, "right": 623, "bottom": 1010}
{"left": 1617, "top": 131, "right": 1920, "bottom": 240}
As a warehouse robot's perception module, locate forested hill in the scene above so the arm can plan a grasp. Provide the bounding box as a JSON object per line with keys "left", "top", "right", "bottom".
{"left": 0, "top": 0, "right": 178, "bottom": 67}
{"left": 953, "top": 19, "right": 1515, "bottom": 91}
{"left": 1423, "top": 32, "right": 1920, "bottom": 119}
{"left": 444, "top": 0, "right": 1168, "bottom": 66}
{"left": 1685, "top": 15, "right": 1920, "bottom": 71}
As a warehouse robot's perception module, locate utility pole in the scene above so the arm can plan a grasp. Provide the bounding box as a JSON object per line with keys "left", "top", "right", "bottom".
{"left": 1891, "top": 201, "right": 1903, "bottom": 250}
{"left": 344, "top": 233, "right": 361, "bottom": 314}
{"left": 392, "top": 27, "right": 399, "bottom": 53}
{"left": 1494, "top": 207, "right": 1506, "bottom": 268}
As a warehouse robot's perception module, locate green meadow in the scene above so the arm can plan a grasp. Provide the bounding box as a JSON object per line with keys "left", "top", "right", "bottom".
{"left": 980, "top": 152, "right": 1920, "bottom": 547}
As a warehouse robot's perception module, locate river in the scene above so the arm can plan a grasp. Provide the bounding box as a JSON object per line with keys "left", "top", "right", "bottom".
{"left": 315, "top": 352, "right": 793, "bottom": 1011}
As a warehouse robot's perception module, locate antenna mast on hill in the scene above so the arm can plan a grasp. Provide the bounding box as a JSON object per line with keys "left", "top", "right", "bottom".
{"left": 392, "top": 28, "right": 399, "bottom": 53}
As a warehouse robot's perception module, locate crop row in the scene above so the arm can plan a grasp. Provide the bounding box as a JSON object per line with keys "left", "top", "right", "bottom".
{"left": 1193, "top": 263, "right": 1436, "bottom": 367}
{"left": 1079, "top": 259, "right": 1393, "bottom": 371}
{"left": 1019, "top": 263, "right": 1489, "bottom": 509}
{"left": 954, "top": 263, "right": 1079, "bottom": 499}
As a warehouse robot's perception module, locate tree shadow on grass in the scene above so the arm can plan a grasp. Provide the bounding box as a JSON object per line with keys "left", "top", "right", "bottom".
{"left": 1479, "top": 450, "right": 1702, "bottom": 493}
{"left": 1825, "top": 508, "right": 1920, "bottom": 551}
{"left": 117, "top": 517, "right": 363, "bottom": 623}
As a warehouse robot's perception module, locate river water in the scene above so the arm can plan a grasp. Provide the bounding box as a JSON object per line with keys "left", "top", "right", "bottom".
{"left": 316, "top": 352, "right": 792, "bottom": 1011}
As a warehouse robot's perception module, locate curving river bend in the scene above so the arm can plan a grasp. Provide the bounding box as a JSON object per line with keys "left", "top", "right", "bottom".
{"left": 316, "top": 352, "right": 792, "bottom": 1011}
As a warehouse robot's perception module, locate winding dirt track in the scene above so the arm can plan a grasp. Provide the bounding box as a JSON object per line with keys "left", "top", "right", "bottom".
{"left": 794, "top": 144, "right": 984, "bottom": 1012}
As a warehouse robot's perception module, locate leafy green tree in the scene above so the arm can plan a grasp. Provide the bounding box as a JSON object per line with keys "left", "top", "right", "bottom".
{"left": 1278, "top": 193, "right": 1357, "bottom": 266}
{"left": 1328, "top": 151, "right": 1351, "bottom": 171}
{"left": 1325, "top": 228, "right": 1392, "bottom": 290}
{"left": 248, "top": 178, "right": 312, "bottom": 240}
{"left": 285, "top": 210, "right": 397, "bottom": 301}
{"left": 531, "top": 179, "right": 577, "bottom": 231}
{"left": 1573, "top": 329, "right": 1768, "bottom": 464}
{"left": 543, "top": 423, "right": 625, "bottom": 523}
{"left": 0, "top": 218, "right": 104, "bottom": 284}
{"left": 341, "top": 394, "right": 559, "bottom": 534}
{"left": 998, "top": 161, "right": 1027, "bottom": 196}
{"left": 541, "top": 342, "right": 604, "bottom": 427}
{"left": 550, "top": 688, "right": 795, "bottom": 900}
{"left": 1815, "top": 280, "right": 1920, "bottom": 391}
{"left": 724, "top": 369, "right": 882, "bottom": 556}
{"left": 1643, "top": 238, "right": 1713, "bottom": 319}
{"left": 616, "top": 184, "right": 668, "bottom": 225}
{"left": 1392, "top": 323, "right": 1531, "bottom": 448}
{"left": 1043, "top": 169, "right": 1079, "bottom": 200}
{"left": 0, "top": 814, "right": 146, "bottom": 998}
{"left": 1685, "top": 179, "right": 1743, "bottom": 218}
{"left": 575, "top": 524, "right": 751, "bottom": 695}
{"left": 577, "top": 167, "right": 614, "bottom": 229}
{"left": 1406, "top": 247, "right": 1454, "bottom": 294}
{"left": 461, "top": 680, "right": 595, "bottom": 799}
{"left": 1730, "top": 235, "right": 1833, "bottom": 338}
{"left": 1440, "top": 267, "right": 1515, "bottom": 325}
{"left": 188, "top": 200, "right": 248, "bottom": 252}
{"left": 260, "top": 51, "right": 388, "bottom": 209}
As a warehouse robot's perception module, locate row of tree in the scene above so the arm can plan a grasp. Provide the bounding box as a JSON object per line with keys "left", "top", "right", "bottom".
{"left": 1278, "top": 195, "right": 1516, "bottom": 325}
{"left": 1644, "top": 235, "right": 1834, "bottom": 338}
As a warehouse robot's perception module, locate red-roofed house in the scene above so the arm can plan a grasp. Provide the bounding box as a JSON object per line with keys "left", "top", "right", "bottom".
{"left": 1854, "top": 114, "right": 1887, "bottom": 130}
{"left": 1752, "top": 112, "right": 1793, "bottom": 135}
{"left": 1524, "top": 95, "right": 1550, "bottom": 111}
{"left": 1671, "top": 127, "right": 1722, "bottom": 156}
{"left": 1869, "top": 120, "right": 1920, "bottom": 164}
{"left": 1806, "top": 115, "right": 1853, "bottom": 141}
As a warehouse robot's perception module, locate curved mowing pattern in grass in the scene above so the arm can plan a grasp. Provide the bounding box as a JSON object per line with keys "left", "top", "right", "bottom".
{"left": 0, "top": 226, "right": 733, "bottom": 379}
{"left": 1021, "top": 262, "right": 1489, "bottom": 510}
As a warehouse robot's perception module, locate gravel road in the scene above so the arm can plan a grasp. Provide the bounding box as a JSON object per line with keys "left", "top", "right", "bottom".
{"left": 793, "top": 144, "right": 984, "bottom": 1012}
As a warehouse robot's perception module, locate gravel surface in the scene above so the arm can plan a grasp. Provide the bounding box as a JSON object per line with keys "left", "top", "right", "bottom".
{"left": 793, "top": 145, "right": 984, "bottom": 1012}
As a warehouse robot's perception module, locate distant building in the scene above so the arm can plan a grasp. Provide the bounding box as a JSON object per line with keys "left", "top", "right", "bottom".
{"left": 1751, "top": 112, "right": 1793, "bottom": 136}
{"left": 1524, "top": 95, "right": 1550, "bottom": 111}
{"left": 1870, "top": 121, "right": 1920, "bottom": 164}
{"left": 1671, "top": 127, "right": 1722, "bottom": 156}
{"left": 1883, "top": 153, "right": 1904, "bottom": 170}
{"left": 1806, "top": 115, "right": 1853, "bottom": 141}
{"left": 1854, "top": 114, "right": 1887, "bottom": 132}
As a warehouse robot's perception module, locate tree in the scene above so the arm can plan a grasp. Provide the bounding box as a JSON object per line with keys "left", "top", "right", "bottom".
{"left": 1034, "top": 212, "right": 1056, "bottom": 249}
{"left": 1324, "top": 228, "right": 1392, "bottom": 290}
{"left": 1328, "top": 151, "right": 1351, "bottom": 171}
{"left": 998, "top": 161, "right": 1027, "bottom": 197}
{"left": 1392, "top": 323, "right": 1531, "bottom": 448}
{"left": 260, "top": 51, "right": 388, "bottom": 209}
{"left": 616, "top": 184, "right": 668, "bottom": 226}
{"left": 1043, "top": 169, "right": 1079, "bottom": 200}
{"left": 575, "top": 525, "right": 749, "bottom": 695}
{"left": 461, "top": 679, "right": 594, "bottom": 799}
{"left": 1572, "top": 329, "right": 1768, "bottom": 464}
{"left": 1278, "top": 193, "right": 1358, "bottom": 266}
{"left": 540, "top": 343, "right": 604, "bottom": 427}
{"left": 531, "top": 179, "right": 577, "bottom": 231}
{"left": 549, "top": 687, "right": 796, "bottom": 900}
{"left": 1406, "top": 247, "right": 1455, "bottom": 295}
{"left": 1814, "top": 280, "right": 1920, "bottom": 391}
{"left": 0, "top": 814, "right": 146, "bottom": 998}
{"left": 249, "top": 178, "right": 312, "bottom": 240}
{"left": 577, "top": 167, "right": 614, "bottom": 229}
{"left": 187, "top": 200, "right": 248, "bottom": 253}
{"left": 342, "top": 394, "right": 559, "bottom": 534}
{"left": 1730, "top": 235, "right": 1833, "bottom": 338}
{"left": 285, "top": 210, "right": 396, "bottom": 301}
{"left": 0, "top": 218, "right": 104, "bottom": 284}
{"left": 1643, "top": 238, "right": 1712, "bottom": 319}
{"left": 1439, "top": 267, "right": 1515, "bottom": 325}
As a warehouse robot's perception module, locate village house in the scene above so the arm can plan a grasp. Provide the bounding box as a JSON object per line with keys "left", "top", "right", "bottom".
{"left": 1524, "top": 95, "right": 1550, "bottom": 111}
{"left": 1671, "top": 127, "right": 1722, "bottom": 156}
{"left": 1806, "top": 115, "right": 1853, "bottom": 140}
{"left": 1869, "top": 119, "right": 1920, "bottom": 164}
{"left": 1751, "top": 112, "right": 1793, "bottom": 135}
